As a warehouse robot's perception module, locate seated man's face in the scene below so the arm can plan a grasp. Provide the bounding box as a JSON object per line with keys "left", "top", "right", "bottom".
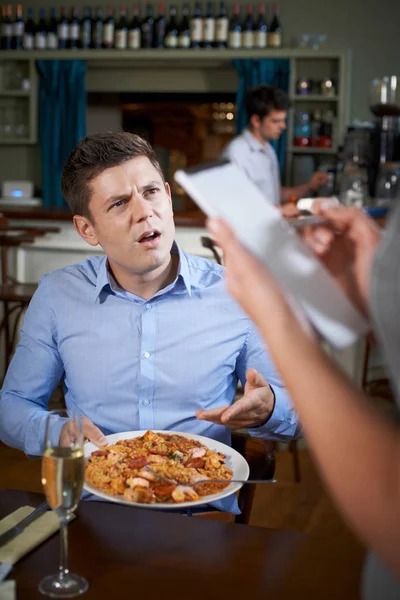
{"left": 81, "top": 155, "right": 175, "bottom": 277}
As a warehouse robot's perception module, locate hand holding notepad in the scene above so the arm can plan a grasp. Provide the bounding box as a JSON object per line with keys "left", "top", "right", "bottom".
{"left": 174, "top": 161, "right": 369, "bottom": 349}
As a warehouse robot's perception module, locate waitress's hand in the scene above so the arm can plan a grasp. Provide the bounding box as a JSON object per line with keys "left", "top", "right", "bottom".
{"left": 301, "top": 203, "right": 382, "bottom": 317}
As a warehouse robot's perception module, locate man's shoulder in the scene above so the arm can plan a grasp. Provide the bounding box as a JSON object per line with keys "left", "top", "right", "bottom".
{"left": 183, "top": 251, "right": 225, "bottom": 286}
{"left": 38, "top": 255, "right": 106, "bottom": 291}
{"left": 221, "top": 132, "right": 251, "bottom": 159}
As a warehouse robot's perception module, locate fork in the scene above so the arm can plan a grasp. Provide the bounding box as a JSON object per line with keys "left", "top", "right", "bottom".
{"left": 144, "top": 465, "right": 276, "bottom": 486}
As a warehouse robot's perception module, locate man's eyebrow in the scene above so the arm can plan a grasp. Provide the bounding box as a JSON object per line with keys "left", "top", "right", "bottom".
{"left": 140, "top": 181, "right": 163, "bottom": 192}
{"left": 104, "top": 193, "right": 131, "bottom": 206}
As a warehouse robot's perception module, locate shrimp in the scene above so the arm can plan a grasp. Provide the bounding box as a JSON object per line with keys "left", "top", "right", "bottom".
{"left": 124, "top": 487, "right": 155, "bottom": 504}
{"left": 189, "top": 447, "right": 206, "bottom": 459}
{"left": 147, "top": 454, "right": 167, "bottom": 464}
{"left": 138, "top": 468, "right": 158, "bottom": 482}
{"left": 126, "top": 477, "right": 150, "bottom": 488}
{"left": 172, "top": 485, "right": 199, "bottom": 503}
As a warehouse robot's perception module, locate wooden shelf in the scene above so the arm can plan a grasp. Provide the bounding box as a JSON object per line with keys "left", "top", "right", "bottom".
{"left": 0, "top": 137, "right": 36, "bottom": 145}
{"left": 0, "top": 90, "right": 30, "bottom": 97}
{"left": 289, "top": 146, "right": 338, "bottom": 155}
{"left": 291, "top": 95, "right": 339, "bottom": 101}
{"left": 0, "top": 47, "right": 349, "bottom": 62}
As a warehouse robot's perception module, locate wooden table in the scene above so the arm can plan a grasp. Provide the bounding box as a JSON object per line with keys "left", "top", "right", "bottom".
{"left": 0, "top": 489, "right": 364, "bottom": 599}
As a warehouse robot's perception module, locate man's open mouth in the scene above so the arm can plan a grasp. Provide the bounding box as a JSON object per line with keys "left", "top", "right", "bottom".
{"left": 137, "top": 230, "right": 161, "bottom": 244}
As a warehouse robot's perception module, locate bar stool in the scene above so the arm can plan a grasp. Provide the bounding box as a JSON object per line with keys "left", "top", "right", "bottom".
{"left": 0, "top": 214, "right": 60, "bottom": 376}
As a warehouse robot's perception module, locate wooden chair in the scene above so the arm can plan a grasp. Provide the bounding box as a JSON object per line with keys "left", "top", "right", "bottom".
{"left": 0, "top": 214, "right": 60, "bottom": 375}
{"left": 201, "top": 235, "right": 301, "bottom": 486}
{"left": 232, "top": 431, "right": 276, "bottom": 524}
{"left": 361, "top": 333, "right": 394, "bottom": 403}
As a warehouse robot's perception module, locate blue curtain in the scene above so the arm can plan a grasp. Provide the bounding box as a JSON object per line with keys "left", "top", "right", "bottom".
{"left": 233, "top": 58, "right": 290, "bottom": 175}
{"left": 36, "top": 60, "right": 87, "bottom": 208}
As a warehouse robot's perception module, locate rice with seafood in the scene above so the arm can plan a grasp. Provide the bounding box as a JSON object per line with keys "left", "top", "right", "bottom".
{"left": 85, "top": 430, "right": 233, "bottom": 504}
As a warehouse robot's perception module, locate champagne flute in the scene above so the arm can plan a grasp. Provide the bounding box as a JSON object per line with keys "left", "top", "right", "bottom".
{"left": 39, "top": 409, "right": 88, "bottom": 598}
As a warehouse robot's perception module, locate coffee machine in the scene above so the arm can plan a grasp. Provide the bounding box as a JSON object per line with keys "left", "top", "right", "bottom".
{"left": 368, "top": 76, "right": 400, "bottom": 197}
{"left": 338, "top": 76, "right": 400, "bottom": 200}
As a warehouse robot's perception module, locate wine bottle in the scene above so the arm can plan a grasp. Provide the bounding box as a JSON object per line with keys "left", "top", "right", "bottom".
{"left": 23, "top": 7, "right": 35, "bottom": 50}
{"left": 189, "top": 2, "right": 202, "bottom": 49}
{"left": 103, "top": 5, "right": 115, "bottom": 48}
{"left": 228, "top": 3, "right": 241, "bottom": 49}
{"left": 202, "top": 1, "right": 215, "bottom": 49}
{"left": 128, "top": 5, "right": 141, "bottom": 50}
{"left": 115, "top": 5, "right": 128, "bottom": 49}
{"left": 153, "top": 2, "right": 166, "bottom": 49}
{"left": 215, "top": 1, "right": 228, "bottom": 48}
{"left": 164, "top": 5, "right": 178, "bottom": 48}
{"left": 178, "top": 4, "right": 191, "bottom": 49}
{"left": 69, "top": 6, "right": 80, "bottom": 49}
{"left": 255, "top": 2, "right": 267, "bottom": 49}
{"left": 80, "top": 6, "right": 92, "bottom": 50}
{"left": 268, "top": 3, "right": 282, "bottom": 48}
{"left": 46, "top": 7, "right": 58, "bottom": 50}
{"left": 242, "top": 3, "right": 254, "bottom": 49}
{"left": 13, "top": 3, "right": 24, "bottom": 50}
{"left": 91, "top": 7, "right": 103, "bottom": 49}
{"left": 141, "top": 4, "right": 154, "bottom": 49}
{"left": 1, "top": 5, "right": 13, "bottom": 50}
{"left": 35, "top": 7, "right": 47, "bottom": 50}
{"left": 57, "top": 6, "right": 69, "bottom": 49}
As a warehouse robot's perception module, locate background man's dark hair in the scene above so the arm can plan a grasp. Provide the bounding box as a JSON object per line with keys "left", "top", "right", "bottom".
{"left": 61, "top": 131, "right": 164, "bottom": 220}
{"left": 244, "top": 85, "right": 292, "bottom": 122}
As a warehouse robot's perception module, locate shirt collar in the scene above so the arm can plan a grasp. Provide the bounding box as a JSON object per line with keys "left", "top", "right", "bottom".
{"left": 242, "top": 128, "right": 268, "bottom": 153}
{"left": 93, "top": 241, "right": 192, "bottom": 302}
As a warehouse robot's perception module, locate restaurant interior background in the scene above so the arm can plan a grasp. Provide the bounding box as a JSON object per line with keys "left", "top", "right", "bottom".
{"left": 0, "top": 0, "right": 399, "bottom": 561}
{"left": 0, "top": 0, "right": 399, "bottom": 191}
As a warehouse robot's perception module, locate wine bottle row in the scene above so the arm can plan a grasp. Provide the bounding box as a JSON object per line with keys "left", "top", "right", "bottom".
{"left": 0, "top": 2, "right": 283, "bottom": 51}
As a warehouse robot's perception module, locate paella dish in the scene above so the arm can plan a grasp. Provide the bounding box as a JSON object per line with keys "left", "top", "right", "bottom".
{"left": 85, "top": 430, "right": 233, "bottom": 504}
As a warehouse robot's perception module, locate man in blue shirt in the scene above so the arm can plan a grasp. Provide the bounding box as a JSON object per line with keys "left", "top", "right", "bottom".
{"left": 0, "top": 132, "right": 300, "bottom": 511}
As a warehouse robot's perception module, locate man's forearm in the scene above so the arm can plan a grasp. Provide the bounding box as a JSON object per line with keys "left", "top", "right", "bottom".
{"left": 248, "top": 384, "right": 302, "bottom": 441}
{"left": 0, "top": 392, "right": 52, "bottom": 455}
{"left": 281, "top": 183, "right": 312, "bottom": 202}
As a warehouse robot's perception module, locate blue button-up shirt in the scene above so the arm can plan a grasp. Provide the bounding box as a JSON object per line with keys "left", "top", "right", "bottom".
{"left": 0, "top": 243, "right": 299, "bottom": 512}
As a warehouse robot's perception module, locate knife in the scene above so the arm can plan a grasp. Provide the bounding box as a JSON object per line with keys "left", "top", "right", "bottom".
{"left": 0, "top": 500, "right": 49, "bottom": 548}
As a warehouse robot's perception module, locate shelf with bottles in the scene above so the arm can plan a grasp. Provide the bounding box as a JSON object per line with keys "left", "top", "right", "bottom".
{"left": 291, "top": 95, "right": 339, "bottom": 102}
{"left": 289, "top": 146, "right": 338, "bottom": 155}
{"left": 0, "top": 2, "right": 286, "bottom": 53}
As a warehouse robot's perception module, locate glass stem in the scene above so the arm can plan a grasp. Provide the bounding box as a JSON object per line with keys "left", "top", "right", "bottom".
{"left": 58, "top": 518, "right": 69, "bottom": 581}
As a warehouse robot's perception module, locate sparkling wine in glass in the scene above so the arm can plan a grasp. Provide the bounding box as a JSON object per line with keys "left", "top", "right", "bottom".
{"left": 39, "top": 409, "right": 88, "bottom": 598}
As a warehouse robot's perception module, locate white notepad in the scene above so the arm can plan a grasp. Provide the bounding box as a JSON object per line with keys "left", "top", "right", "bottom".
{"left": 174, "top": 161, "right": 369, "bottom": 349}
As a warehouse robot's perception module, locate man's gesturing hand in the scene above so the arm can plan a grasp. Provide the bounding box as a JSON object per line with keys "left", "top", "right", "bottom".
{"left": 196, "top": 369, "right": 275, "bottom": 429}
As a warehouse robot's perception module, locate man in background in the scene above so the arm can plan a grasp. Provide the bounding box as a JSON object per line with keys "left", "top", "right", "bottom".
{"left": 221, "top": 84, "right": 328, "bottom": 207}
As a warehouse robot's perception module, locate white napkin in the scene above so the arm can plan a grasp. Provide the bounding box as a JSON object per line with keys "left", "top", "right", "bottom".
{"left": 0, "top": 506, "right": 59, "bottom": 565}
{"left": 0, "top": 580, "right": 16, "bottom": 600}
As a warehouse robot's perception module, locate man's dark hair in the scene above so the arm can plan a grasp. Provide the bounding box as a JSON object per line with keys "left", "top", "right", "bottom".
{"left": 244, "top": 85, "right": 292, "bottom": 121}
{"left": 61, "top": 131, "right": 164, "bottom": 219}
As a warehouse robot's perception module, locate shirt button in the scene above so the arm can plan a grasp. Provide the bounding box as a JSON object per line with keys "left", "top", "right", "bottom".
{"left": 143, "top": 351, "right": 150, "bottom": 359}
{"left": 145, "top": 304, "right": 152, "bottom": 310}
{"left": 142, "top": 399, "right": 150, "bottom": 406}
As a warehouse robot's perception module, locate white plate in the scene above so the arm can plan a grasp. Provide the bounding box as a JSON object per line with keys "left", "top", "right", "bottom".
{"left": 84, "top": 430, "right": 249, "bottom": 509}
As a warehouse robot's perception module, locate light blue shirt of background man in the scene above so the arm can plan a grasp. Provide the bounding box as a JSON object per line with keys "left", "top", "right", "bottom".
{"left": 0, "top": 131, "right": 301, "bottom": 514}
